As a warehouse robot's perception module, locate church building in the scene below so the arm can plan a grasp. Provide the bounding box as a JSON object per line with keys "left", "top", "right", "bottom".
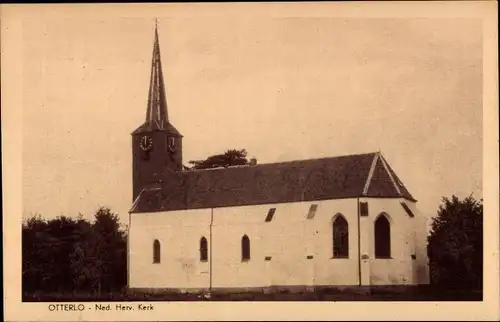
{"left": 127, "top": 26, "right": 430, "bottom": 293}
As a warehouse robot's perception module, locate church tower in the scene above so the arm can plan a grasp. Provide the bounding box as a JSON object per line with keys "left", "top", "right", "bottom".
{"left": 131, "top": 23, "right": 183, "bottom": 201}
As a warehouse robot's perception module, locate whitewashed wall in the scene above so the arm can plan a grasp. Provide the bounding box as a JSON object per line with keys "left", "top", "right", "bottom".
{"left": 411, "top": 203, "right": 431, "bottom": 284}
{"left": 128, "top": 208, "right": 212, "bottom": 289}
{"left": 359, "top": 198, "right": 429, "bottom": 285}
{"left": 210, "top": 199, "right": 360, "bottom": 288}
{"left": 128, "top": 197, "right": 429, "bottom": 290}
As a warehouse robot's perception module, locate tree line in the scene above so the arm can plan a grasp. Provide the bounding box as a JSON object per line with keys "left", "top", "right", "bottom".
{"left": 22, "top": 195, "right": 483, "bottom": 296}
{"left": 22, "top": 207, "right": 127, "bottom": 295}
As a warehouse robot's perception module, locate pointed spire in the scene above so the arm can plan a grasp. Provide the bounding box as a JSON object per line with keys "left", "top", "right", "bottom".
{"left": 145, "top": 21, "right": 169, "bottom": 129}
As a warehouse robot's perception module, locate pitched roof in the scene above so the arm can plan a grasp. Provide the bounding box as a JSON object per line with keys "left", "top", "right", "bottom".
{"left": 130, "top": 152, "right": 416, "bottom": 213}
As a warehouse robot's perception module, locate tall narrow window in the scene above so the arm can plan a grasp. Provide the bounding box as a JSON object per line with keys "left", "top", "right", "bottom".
{"left": 332, "top": 215, "right": 349, "bottom": 258}
{"left": 153, "top": 239, "right": 161, "bottom": 264}
{"left": 241, "top": 235, "right": 250, "bottom": 261}
{"left": 167, "top": 137, "right": 176, "bottom": 152}
{"left": 375, "top": 214, "right": 391, "bottom": 258}
{"left": 200, "top": 237, "right": 208, "bottom": 262}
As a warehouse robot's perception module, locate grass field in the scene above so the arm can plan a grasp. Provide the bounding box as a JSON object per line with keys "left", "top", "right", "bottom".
{"left": 23, "top": 286, "right": 482, "bottom": 302}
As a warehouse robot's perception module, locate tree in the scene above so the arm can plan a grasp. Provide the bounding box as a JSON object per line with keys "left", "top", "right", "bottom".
{"left": 427, "top": 194, "right": 483, "bottom": 290}
{"left": 90, "top": 207, "right": 127, "bottom": 293}
{"left": 22, "top": 207, "right": 128, "bottom": 297}
{"left": 69, "top": 216, "right": 98, "bottom": 292}
{"left": 22, "top": 215, "right": 83, "bottom": 293}
{"left": 68, "top": 207, "right": 127, "bottom": 294}
{"left": 22, "top": 214, "right": 49, "bottom": 293}
{"left": 188, "top": 149, "right": 251, "bottom": 170}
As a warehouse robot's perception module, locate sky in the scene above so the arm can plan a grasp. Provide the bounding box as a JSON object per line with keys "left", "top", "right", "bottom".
{"left": 21, "top": 12, "right": 483, "bottom": 227}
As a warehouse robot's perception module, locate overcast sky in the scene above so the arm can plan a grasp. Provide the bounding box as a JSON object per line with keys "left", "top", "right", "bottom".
{"left": 21, "top": 12, "right": 483, "bottom": 226}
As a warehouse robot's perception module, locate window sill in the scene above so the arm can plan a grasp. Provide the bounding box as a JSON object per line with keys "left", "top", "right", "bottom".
{"left": 241, "top": 259, "right": 250, "bottom": 262}
{"left": 331, "top": 256, "right": 349, "bottom": 259}
{"left": 200, "top": 260, "right": 208, "bottom": 263}
{"left": 375, "top": 256, "right": 392, "bottom": 259}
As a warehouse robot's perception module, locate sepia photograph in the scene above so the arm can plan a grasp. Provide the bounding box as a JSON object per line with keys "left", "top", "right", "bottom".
{"left": 2, "top": 1, "right": 499, "bottom": 321}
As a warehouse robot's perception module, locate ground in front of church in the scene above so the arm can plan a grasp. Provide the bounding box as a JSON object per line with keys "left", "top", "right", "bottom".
{"left": 23, "top": 286, "right": 482, "bottom": 302}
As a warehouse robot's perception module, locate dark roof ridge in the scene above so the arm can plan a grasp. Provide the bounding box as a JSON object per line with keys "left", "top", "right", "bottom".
{"left": 185, "top": 151, "right": 379, "bottom": 173}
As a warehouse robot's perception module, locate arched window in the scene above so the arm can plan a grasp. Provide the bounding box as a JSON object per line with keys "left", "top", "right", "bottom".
{"left": 375, "top": 214, "right": 391, "bottom": 258}
{"left": 200, "top": 237, "right": 208, "bottom": 262}
{"left": 332, "top": 215, "right": 349, "bottom": 258}
{"left": 153, "top": 239, "right": 161, "bottom": 264}
{"left": 241, "top": 235, "right": 250, "bottom": 261}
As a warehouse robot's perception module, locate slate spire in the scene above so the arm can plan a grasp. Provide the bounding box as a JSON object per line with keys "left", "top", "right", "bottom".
{"left": 145, "top": 21, "right": 169, "bottom": 129}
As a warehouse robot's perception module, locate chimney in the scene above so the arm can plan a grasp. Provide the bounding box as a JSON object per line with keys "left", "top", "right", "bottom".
{"left": 250, "top": 158, "right": 257, "bottom": 166}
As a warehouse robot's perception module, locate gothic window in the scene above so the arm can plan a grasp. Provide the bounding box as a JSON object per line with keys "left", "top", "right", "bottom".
{"left": 332, "top": 215, "right": 349, "bottom": 258}
{"left": 241, "top": 235, "right": 250, "bottom": 261}
{"left": 375, "top": 214, "right": 391, "bottom": 258}
{"left": 153, "top": 239, "right": 161, "bottom": 264}
{"left": 200, "top": 237, "right": 208, "bottom": 262}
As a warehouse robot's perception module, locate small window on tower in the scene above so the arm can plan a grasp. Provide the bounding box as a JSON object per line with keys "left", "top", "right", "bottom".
{"left": 265, "top": 208, "right": 276, "bottom": 222}
{"left": 167, "top": 137, "right": 176, "bottom": 152}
